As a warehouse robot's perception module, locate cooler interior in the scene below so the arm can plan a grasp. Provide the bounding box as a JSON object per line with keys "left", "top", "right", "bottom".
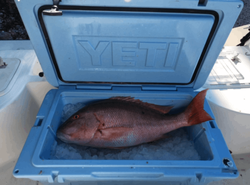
{"left": 37, "top": 90, "right": 214, "bottom": 161}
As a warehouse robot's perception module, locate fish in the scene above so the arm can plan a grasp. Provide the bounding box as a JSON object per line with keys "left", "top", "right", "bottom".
{"left": 57, "top": 89, "right": 213, "bottom": 149}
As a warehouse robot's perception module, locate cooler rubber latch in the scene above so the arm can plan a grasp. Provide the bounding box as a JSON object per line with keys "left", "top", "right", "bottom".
{"left": 43, "top": 0, "right": 62, "bottom": 16}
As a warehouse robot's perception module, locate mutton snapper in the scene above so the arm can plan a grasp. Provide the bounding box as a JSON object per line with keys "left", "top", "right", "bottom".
{"left": 57, "top": 90, "right": 213, "bottom": 149}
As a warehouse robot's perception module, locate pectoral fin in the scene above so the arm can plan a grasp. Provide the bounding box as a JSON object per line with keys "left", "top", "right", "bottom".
{"left": 99, "top": 127, "right": 133, "bottom": 141}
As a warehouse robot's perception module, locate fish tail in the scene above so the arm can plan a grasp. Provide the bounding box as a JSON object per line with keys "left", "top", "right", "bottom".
{"left": 184, "top": 89, "right": 213, "bottom": 126}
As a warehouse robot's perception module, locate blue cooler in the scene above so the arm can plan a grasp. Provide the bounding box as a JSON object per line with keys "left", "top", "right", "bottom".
{"left": 13, "top": 0, "right": 243, "bottom": 184}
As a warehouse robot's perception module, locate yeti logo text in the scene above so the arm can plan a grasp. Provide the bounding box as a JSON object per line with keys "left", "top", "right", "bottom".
{"left": 75, "top": 37, "right": 183, "bottom": 70}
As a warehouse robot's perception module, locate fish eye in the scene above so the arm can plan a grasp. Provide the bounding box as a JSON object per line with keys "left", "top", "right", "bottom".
{"left": 73, "top": 115, "right": 80, "bottom": 119}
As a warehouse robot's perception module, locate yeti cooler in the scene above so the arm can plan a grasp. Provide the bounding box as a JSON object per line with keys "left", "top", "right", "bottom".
{"left": 13, "top": 0, "right": 243, "bottom": 184}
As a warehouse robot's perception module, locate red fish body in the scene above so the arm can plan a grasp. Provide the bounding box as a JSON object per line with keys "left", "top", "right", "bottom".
{"left": 57, "top": 90, "right": 213, "bottom": 148}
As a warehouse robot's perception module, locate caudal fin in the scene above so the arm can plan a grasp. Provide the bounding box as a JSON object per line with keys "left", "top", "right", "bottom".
{"left": 184, "top": 89, "right": 213, "bottom": 126}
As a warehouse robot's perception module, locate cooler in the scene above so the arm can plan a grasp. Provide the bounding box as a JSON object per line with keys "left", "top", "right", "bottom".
{"left": 13, "top": 0, "right": 243, "bottom": 184}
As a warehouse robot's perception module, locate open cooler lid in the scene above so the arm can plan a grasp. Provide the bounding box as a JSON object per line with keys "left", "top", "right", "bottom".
{"left": 39, "top": 5, "right": 218, "bottom": 87}
{"left": 19, "top": 0, "right": 242, "bottom": 89}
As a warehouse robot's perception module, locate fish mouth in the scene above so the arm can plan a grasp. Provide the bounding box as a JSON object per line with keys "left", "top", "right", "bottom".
{"left": 56, "top": 131, "right": 72, "bottom": 143}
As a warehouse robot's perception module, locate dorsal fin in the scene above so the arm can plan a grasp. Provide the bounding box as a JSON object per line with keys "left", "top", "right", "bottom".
{"left": 109, "top": 97, "right": 173, "bottom": 114}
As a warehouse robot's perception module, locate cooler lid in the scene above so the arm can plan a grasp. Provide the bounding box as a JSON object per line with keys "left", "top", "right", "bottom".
{"left": 39, "top": 6, "right": 217, "bottom": 86}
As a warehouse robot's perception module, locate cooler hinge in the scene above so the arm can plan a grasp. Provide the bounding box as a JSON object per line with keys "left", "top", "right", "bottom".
{"left": 198, "top": 0, "right": 208, "bottom": 6}
{"left": 43, "top": 0, "right": 62, "bottom": 16}
{"left": 76, "top": 84, "right": 112, "bottom": 90}
{"left": 141, "top": 86, "right": 177, "bottom": 91}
